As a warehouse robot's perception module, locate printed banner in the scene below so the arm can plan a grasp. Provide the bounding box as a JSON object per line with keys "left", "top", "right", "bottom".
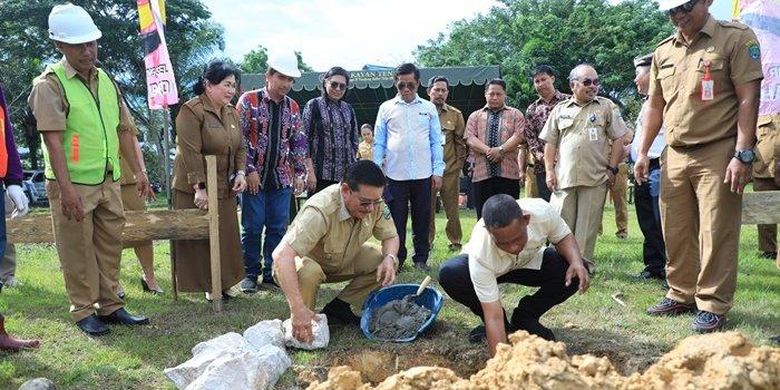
{"left": 137, "top": 0, "right": 179, "bottom": 109}
{"left": 734, "top": 0, "right": 780, "bottom": 115}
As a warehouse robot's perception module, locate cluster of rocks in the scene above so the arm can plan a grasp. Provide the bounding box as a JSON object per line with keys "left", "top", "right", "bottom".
{"left": 307, "top": 331, "right": 780, "bottom": 389}
{"left": 164, "top": 315, "right": 329, "bottom": 390}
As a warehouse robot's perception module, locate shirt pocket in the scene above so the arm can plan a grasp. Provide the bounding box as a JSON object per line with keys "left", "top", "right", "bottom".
{"left": 322, "top": 240, "right": 346, "bottom": 274}
{"left": 690, "top": 55, "right": 727, "bottom": 96}
{"left": 657, "top": 66, "right": 677, "bottom": 96}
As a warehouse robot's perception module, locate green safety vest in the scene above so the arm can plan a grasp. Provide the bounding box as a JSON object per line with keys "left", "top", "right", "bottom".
{"left": 43, "top": 63, "right": 121, "bottom": 185}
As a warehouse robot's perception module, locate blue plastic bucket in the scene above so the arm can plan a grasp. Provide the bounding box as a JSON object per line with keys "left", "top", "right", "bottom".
{"left": 360, "top": 283, "right": 444, "bottom": 342}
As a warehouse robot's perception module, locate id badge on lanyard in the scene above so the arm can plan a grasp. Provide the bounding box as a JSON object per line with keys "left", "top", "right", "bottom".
{"left": 701, "top": 60, "right": 714, "bottom": 101}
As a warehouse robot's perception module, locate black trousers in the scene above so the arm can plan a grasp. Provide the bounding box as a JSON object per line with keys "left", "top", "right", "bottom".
{"left": 386, "top": 177, "right": 432, "bottom": 266}
{"left": 535, "top": 171, "right": 552, "bottom": 202}
{"left": 439, "top": 248, "right": 578, "bottom": 326}
{"left": 310, "top": 179, "right": 339, "bottom": 196}
{"left": 633, "top": 162, "right": 666, "bottom": 276}
{"left": 472, "top": 177, "right": 520, "bottom": 220}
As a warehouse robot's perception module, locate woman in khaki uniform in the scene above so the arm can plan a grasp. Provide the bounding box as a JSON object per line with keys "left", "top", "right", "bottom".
{"left": 172, "top": 60, "right": 247, "bottom": 298}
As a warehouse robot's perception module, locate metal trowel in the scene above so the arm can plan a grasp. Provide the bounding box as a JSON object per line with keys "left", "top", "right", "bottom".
{"left": 402, "top": 275, "right": 432, "bottom": 305}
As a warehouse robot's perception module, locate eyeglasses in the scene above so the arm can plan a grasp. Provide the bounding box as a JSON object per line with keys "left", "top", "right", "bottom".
{"left": 329, "top": 81, "right": 347, "bottom": 91}
{"left": 219, "top": 81, "right": 237, "bottom": 90}
{"left": 666, "top": 0, "right": 700, "bottom": 16}
{"left": 358, "top": 197, "right": 383, "bottom": 207}
{"left": 577, "top": 78, "right": 600, "bottom": 87}
{"left": 396, "top": 82, "right": 417, "bottom": 91}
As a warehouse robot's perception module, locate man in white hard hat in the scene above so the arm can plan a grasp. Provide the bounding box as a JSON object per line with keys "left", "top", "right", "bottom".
{"left": 237, "top": 49, "right": 311, "bottom": 294}
{"left": 634, "top": 0, "right": 762, "bottom": 332}
{"left": 28, "top": 3, "right": 152, "bottom": 336}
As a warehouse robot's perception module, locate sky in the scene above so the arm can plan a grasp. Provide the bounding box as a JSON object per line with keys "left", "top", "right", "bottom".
{"left": 201, "top": 0, "right": 734, "bottom": 72}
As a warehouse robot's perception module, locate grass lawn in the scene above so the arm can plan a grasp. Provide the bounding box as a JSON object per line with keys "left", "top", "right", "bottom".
{"left": 1, "top": 196, "right": 778, "bottom": 389}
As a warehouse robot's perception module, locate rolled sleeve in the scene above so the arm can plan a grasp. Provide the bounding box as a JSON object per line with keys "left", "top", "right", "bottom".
{"left": 373, "top": 104, "right": 388, "bottom": 167}
{"left": 174, "top": 105, "right": 206, "bottom": 185}
{"left": 283, "top": 207, "right": 328, "bottom": 257}
{"left": 429, "top": 107, "right": 445, "bottom": 176}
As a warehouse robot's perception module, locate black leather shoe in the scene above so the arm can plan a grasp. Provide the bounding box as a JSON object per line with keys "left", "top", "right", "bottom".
{"left": 513, "top": 318, "right": 556, "bottom": 341}
{"left": 413, "top": 262, "right": 432, "bottom": 272}
{"left": 98, "top": 308, "right": 149, "bottom": 326}
{"left": 321, "top": 298, "right": 360, "bottom": 326}
{"left": 468, "top": 325, "right": 486, "bottom": 343}
{"left": 76, "top": 315, "right": 111, "bottom": 336}
{"left": 637, "top": 270, "right": 665, "bottom": 281}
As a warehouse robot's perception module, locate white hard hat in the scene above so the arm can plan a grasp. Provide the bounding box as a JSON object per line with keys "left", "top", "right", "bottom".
{"left": 48, "top": 3, "right": 102, "bottom": 44}
{"left": 658, "top": 0, "right": 691, "bottom": 11}
{"left": 267, "top": 49, "right": 302, "bottom": 78}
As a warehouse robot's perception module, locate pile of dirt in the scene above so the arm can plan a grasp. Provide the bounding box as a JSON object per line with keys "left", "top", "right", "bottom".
{"left": 306, "top": 331, "right": 780, "bottom": 390}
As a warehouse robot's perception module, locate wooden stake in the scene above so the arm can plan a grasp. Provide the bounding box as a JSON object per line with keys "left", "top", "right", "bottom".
{"left": 206, "top": 156, "right": 223, "bottom": 313}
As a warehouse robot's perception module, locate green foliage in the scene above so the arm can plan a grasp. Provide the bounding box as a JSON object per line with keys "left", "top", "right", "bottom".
{"left": 415, "top": 0, "right": 673, "bottom": 113}
{"left": 0, "top": 0, "right": 224, "bottom": 173}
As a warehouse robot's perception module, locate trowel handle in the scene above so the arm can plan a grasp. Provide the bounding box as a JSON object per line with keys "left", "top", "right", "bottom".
{"left": 416, "top": 276, "right": 432, "bottom": 296}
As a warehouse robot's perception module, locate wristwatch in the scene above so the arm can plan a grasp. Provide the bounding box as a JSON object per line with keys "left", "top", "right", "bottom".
{"left": 734, "top": 149, "right": 756, "bottom": 164}
{"left": 608, "top": 166, "right": 619, "bottom": 175}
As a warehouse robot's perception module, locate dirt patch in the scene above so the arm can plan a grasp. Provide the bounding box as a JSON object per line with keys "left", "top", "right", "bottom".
{"left": 306, "top": 331, "right": 780, "bottom": 389}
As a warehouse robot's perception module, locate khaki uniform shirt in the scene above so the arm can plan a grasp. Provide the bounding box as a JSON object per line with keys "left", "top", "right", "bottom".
{"left": 539, "top": 96, "right": 628, "bottom": 189}
{"left": 282, "top": 184, "right": 398, "bottom": 275}
{"left": 464, "top": 198, "right": 572, "bottom": 303}
{"left": 172, "top": 94, "right": 246, "bottom": 199}
{"left": 437, "top": 102, "right": 467, "bottom": 175}
{"left": 649, "top": 16, "right": 763, "bottom": 148}
{"left": 28, "top": 58, "right": 137, "bottom": 174}
{"left": 754, "top": 114, "right": 778, "bottom": 178}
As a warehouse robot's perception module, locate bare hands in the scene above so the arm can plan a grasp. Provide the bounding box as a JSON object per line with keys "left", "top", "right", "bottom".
{"left": 545, "top": 171, "right": 558, "bottom": 192}
{"left": 246, "top": 171, "right": 260, "bottom": 195}
{"left": 724, "top": 158, "right": 751, "bottom": 194}
{"left": 306, "top": 171, "right": 317, "bottom": 192}
{"left": 60, "top": 184, "right": 84, "bottom": 222}
{"left": 293, "top": 177, "right": 305, "bottom": 196}
{"left": 486, "top": 147, "right": 503, "bottom": 163}
{"left": 431, "top": 175, "right": 443, "bottom": 193}
{"left": 194, "top": 188, "right": 208, "bottom": 210}
{"left": 291, "top": 305, "right": 316, "bottom": 343}
{"left": 136, "top": 172, "right": 155, "bottom": 201}
{"left": 633, "top": 155, "right": 649, "bottom": 185}
{"left": 376, "top": 257, "right": 396, "bottom": 287}
{"left": 565, "top": 262, "right": 590, "bottom": 294}
{"left": 232, "top": 174, "right": 247, "bottom": 193}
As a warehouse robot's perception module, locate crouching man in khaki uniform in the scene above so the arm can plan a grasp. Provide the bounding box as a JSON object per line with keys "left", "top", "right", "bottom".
{"left": 273, "top": 160, "right": 400, "bottom": 342}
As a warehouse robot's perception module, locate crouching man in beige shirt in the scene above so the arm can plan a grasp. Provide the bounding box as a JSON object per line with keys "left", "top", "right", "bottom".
{"left": 438, "top": 194, "right": 590, "bottom": 356}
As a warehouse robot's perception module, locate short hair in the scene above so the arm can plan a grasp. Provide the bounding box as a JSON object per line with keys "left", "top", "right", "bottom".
{"left": 568, "top": 64, "right": 596, "bottom": 82}
{"left": 427, "top": 75, "right": 449, "bottom": 90}
{"left": 633, "top": 53, "right": 653, "bottom": 68}
{"left": 531, "top": 65, "right": 556, "bottom": 79}
{"left": 394, "top": 63, "right": 420, "bottom": 82}
{"left": 485, "top": 78, "right": 506, "bottom": 92}
{"left": 343, "top": 160, "right": 386, "bottom": 190}
{"left": 482, "top": 194, "right": 523, "bottom": 229}
{"left": 321, "top": 66, "right": 350, "bottom": 98}
{"left": 193, "top": 59, "right": 240, "bottom": 95}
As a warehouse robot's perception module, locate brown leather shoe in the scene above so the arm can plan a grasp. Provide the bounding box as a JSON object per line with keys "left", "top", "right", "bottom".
{"left": 647, "top": 297, "right": 695, "bottom": 316}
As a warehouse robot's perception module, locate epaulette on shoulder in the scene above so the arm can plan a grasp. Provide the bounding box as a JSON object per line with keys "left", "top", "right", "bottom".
{"left": 656, "top": 34, "right": 675, "bottom": 47}
{"left": 719, "top": 20, "right": 749, "bottom": 30}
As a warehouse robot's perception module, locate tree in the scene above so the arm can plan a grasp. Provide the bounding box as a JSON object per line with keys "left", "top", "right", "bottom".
{"left": 415, "top": 0, "right": 673, "bottom": 114}
{"left": 0, "top": 0, "right": 224, "bottom": 171}
{"left": 239, "top": 45, "right": 314, "bottom": 74}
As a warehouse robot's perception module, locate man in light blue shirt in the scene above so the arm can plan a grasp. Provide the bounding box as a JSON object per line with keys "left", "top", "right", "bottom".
{"left": 374, "top": 63, "right": 445, "bottom": 271}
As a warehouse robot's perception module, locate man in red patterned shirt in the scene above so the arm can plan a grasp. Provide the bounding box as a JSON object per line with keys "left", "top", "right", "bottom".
{"left": 521, "top": 65, "right": 570, "bottom": 202}
{"left": 465, "top": 78, "right": 526, "bottom": 220}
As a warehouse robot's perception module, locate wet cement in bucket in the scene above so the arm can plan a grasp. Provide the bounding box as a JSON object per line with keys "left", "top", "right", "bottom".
{"left": 369, "top": 299, "right": 432, "bottom": 341}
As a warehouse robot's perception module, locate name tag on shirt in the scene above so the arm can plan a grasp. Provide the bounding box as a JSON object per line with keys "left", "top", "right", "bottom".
{"left": 588, "top": 128, "right": 599, "bottom": 142}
